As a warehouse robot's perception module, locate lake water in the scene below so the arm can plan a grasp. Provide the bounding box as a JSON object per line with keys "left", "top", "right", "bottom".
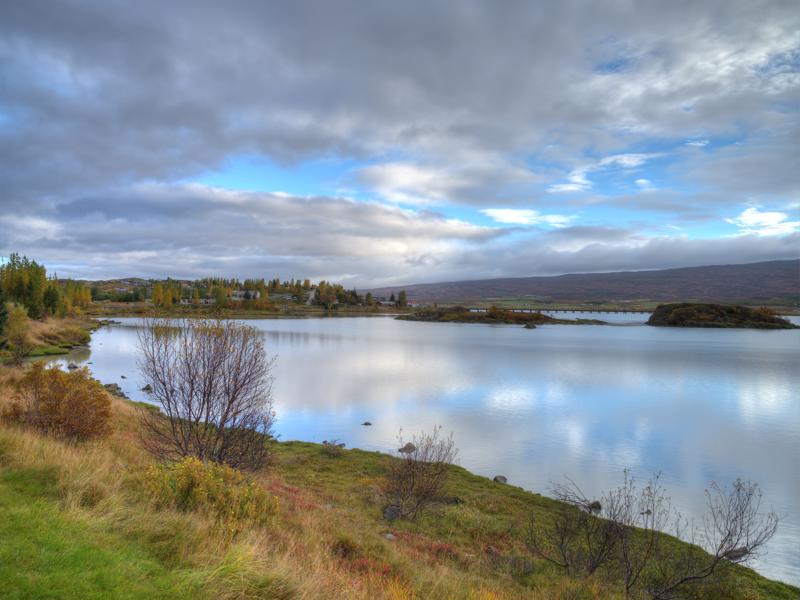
{"left": 46, "top": 315, "right": 800, "bottom": 585}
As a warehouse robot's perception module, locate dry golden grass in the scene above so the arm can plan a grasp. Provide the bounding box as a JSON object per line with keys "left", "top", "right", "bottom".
{"left": 26, "top": 316, "right": 94, "bottom": 347}
{"left": 0, "top": 363, "right": 795, "bottom": 600}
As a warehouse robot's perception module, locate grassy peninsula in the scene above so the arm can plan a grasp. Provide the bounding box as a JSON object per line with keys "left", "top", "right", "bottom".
{"left": 397, "top": 306, "right": 606, "bottom": 326}
{"left": 0, "top": 371, "right": 797, "bottom": 600}
{"left": 647, "top": 303, "right": 799, "bottom": 329}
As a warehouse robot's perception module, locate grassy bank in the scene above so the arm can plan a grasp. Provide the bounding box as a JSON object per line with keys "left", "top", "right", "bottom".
{"left": 0, "top": 316, "right": 99, "bottom": 362}
{"left": 85, "top": 301, "right": 409, "bottom": 319}
{"left": 0, "top": 366, "right": 796, "bottom": 600}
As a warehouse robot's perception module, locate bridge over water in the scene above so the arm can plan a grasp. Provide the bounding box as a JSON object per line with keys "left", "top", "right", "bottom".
{"left": 465, "top": 307, "right": 652, "bottom": 315}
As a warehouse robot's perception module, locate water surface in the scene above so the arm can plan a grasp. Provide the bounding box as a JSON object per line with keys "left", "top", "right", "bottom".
{"left": 48, "top": 315, "right": 800, "bottom": 584}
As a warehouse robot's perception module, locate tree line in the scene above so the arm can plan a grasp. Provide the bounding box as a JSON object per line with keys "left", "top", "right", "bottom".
{"left": 1, "top": 253, "right": 91, "bottom": 319}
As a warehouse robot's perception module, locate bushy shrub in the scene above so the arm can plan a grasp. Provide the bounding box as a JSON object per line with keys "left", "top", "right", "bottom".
{"left": 322, "top": 439, "right": 346, "bottom": 457}
{"left": 144, "top": 457, "right": 277, "bottom": 530}
{"left": 382, "top": 426, "right": 458, "bottom": 519}
{"left": 3, "top": 362, "right": 111, "bottom": 441}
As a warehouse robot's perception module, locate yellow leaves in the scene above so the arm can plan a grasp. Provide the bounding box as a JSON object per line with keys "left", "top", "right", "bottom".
{"left": 4, "top": 361, "right": 111, "bottom": 441}
{"left": 144, "top": 457, "right": 277, "bottom": 534}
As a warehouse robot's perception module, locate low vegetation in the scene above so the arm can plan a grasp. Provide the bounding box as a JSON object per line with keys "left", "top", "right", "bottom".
{"left": 144, "top": 457, "right": 277, "bottom": 532}
{"left": 527, "top": 472, "right": 780, "bottom": 599}
{"left": 2, "top": 362, "right": 111, "bottom": 441}
{"left": 398, "top": 305, "right": 606, "bottom": 326}
{"left": 647, "top": 303, "right": 798, "bottom": 329}
{"left": 382, "top": 427, "right": 458, "bottom": 520}
{"left": 0, "top": 361, "right": 796, "bottom": 599}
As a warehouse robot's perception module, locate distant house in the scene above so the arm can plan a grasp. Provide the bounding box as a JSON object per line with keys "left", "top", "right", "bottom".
{"left": 179, "top": 298, "right": 214, "bottom": 305}
{"left": 230, "top": 290, "right": 261, "bottom": 301}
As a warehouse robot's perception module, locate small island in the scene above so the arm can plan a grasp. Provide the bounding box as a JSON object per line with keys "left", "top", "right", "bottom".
{"left": 398, "top": 306, "right": 606, "bottom": 326}
{"left": 647, "top": 303, "right": 799, "bottom": 329}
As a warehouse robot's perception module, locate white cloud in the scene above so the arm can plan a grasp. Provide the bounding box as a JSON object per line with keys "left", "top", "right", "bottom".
{"left": 356, "top": 162, "right": 465, "bottom": 205}
{"left": 0, "top": 215, "right": 62, "bottom": 240}
{"left": 481, "top": 208, "right": 573, "bottom": 227}
{"left": 685, "top": 139, "right": 710, "bottom": 147}
{"left": 548, "top": 154, "right": 660, "bottom": 193}
{"left": 725, "top": 206, "right": 800, "bottom": 236}
{"left": 548, "top": 168, "right": 593, "bottom": 193}
{"left": 599, "top": 153, "right": 654, "bottom": 168}
{"left": 355, "top": 159, "right": 539, "bottom": 206}
{"left": 635, "top": 178, "right": 653, "bottom": 189}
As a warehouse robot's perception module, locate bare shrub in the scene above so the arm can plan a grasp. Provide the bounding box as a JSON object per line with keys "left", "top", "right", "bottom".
{"left": 382, "top": 426, "right": 458, "bottom": 519}
{"left": 526, "top": 476, "right": 620, "bottom": 576}
{"left": 137, "top": 318, "right": 276, "bottom": 470}
{"left": 3, "top": 361, "right": 111, "bottom": 441}
{"left": 144, "top": 456, "right": 277, "bottom": 531}
{"left": 646, "top": 479, "right": 778, "bottom": 599}
{"left": 604, "top": 472, "right": 671, "bottom": 598}
{"left": 526, "top": 472, "right": 778, "bottom": 599}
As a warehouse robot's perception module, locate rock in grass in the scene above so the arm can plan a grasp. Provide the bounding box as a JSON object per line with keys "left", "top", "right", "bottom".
{"left": 384, "top": 533, "right": 396, "bottom": 541}
{"left": 67, "top": 362, "right": 79, "bottom": 370}
{"left": 493, "top": 475, "right": 507, "bottom": 484}
{"left": 398, "top": 442, "right": 417, "bottom": 454}
{"left": 103, "top": 383, "right": 128, "bottom": 399}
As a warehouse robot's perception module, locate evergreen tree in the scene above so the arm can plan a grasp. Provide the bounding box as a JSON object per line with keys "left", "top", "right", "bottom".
{"left": 43, "top": 284, "right": 61, "bottom": 316}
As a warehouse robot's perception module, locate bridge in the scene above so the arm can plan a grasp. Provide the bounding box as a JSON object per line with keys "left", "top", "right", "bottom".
{"left": 463, "top": 307, "right": 652, "bottom": 315}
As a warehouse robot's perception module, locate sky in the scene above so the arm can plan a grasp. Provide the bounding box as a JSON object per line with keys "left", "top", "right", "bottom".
{"left": 0, "top": 0, "right": 798, "bottom": 286}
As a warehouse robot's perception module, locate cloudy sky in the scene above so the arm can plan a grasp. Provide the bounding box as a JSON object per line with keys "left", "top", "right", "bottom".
{"left": 1, "top": 0, "right": 798, "bottom": 285}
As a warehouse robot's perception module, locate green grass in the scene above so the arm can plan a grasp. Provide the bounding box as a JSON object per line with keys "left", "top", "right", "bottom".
{"left": 0, "top": 467, "right": 202, "bottom": 600}
{"left": 273, "top": 442, "right": 800, "bottom": 600}
{"left": 0, "top": 420, "right": 797, "bottom": 600}
{"left": 27, "top": 345, "right": 71, "bottom": 357}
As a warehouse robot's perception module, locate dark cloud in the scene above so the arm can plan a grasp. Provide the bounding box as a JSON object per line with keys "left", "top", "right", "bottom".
{"left": 2, "top": 1, "right": 797, "bottom": 196}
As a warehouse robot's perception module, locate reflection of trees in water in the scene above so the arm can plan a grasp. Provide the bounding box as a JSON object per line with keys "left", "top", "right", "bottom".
{"left": 263, "top": 329, "right": 347, "bottom": 347}
{"left": 31, "top": 346, "right": 92, "bottom": 367}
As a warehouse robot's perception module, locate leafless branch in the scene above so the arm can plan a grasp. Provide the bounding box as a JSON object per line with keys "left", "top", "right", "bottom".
{"left": 137, "top": 318, "right": 276, "bottom": 470}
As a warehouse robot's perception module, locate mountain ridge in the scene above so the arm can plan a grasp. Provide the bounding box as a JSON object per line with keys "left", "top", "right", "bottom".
{"left": 365, "top": 259, "right": 800, "bottom": 304}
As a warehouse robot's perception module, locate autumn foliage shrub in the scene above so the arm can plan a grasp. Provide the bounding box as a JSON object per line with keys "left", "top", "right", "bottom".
{"left": 3, "top": 362, "right": 111, "bottom": 441}
{"left": 144, "top": 457, "right": 277, "bottom": 530}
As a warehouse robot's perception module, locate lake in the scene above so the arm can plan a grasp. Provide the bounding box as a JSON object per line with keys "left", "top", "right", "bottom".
{"left": 46, "top": 315, "right": 800, "bottom": 585}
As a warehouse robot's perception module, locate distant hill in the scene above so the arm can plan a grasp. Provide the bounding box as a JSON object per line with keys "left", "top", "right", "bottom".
{"left": 365, "top": 260, "right": 800, "bottom": 304}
